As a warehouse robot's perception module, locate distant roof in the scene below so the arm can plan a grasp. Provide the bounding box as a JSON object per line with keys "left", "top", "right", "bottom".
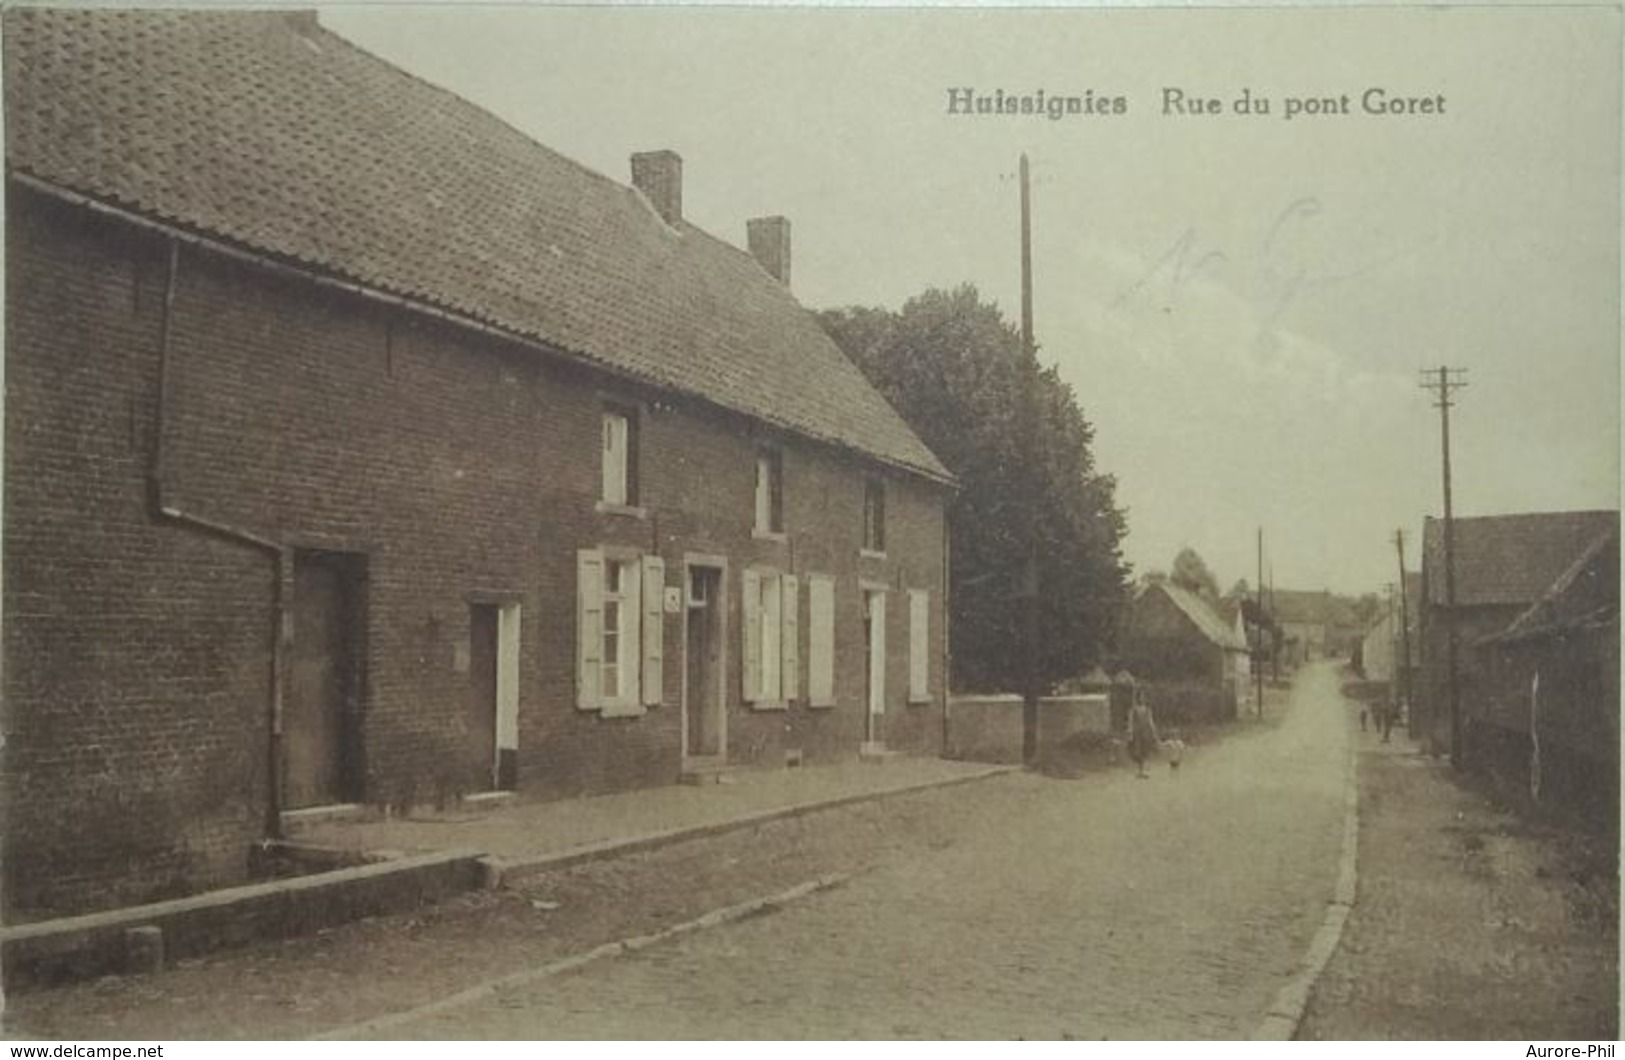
{"left": 3, "top": 9, "right": 951, "bottom": 484}
{"left": 1423, "top": 510, "right": 1618, "bottom": 608}
{"left": 1147, "top": 581, "right": 1249, "bottom": 652}
{"left": 1270, "top": 589, "right": 1330, "bottom": 625}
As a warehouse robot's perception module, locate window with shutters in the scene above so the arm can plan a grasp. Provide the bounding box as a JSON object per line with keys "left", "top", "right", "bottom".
{"left": 743, "top": 567, "right": 799, "bottom": 707}
{"left": 908, "top": 589, "right": 930, "bottom": 703}
{"left": 862, "top": 478, "right": 886, "bottom": 554}
{"left": 577, "top": 548, "right": 664, "bottom": 716}
{"left": 807, "top": 575, "right": 836, "bottom": 708}
{"left": 754, "top": 450, "right": 784, "bottom": 536}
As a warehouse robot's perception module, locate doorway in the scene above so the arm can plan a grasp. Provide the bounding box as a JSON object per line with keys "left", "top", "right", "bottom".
{"left": 286, "top": 551, "right": 365, "bottom": 809}
{"left": 864, "top": 588, "right": 886, "bottom": 746}
{"left": 684, "top": 564, "right": 725, "bottom": 760}
{"left": 468, "top": 601, "right": 521, "bottom": 792}
{"left": 468, "top": 604, "right": 499, "bottom": 791}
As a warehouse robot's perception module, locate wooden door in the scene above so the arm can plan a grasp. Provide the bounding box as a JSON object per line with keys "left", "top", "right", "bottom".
{"left": 685, "top": 567, "right": 723, "bottom": 757}
{"left": 468, "top": 604, "right": 499, "bottom": 791}
{"left": 287, "top": 553, "right": 362, "bottom": 808}
{"left": 865, "top": 590, "right": 886, "bottom": 743}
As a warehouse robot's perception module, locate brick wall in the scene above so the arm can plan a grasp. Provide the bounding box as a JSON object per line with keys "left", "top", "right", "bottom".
{"left": 4, "top": 196, "right": 274, "bottom": 918}
{"left": 3, "top": 188, "right": 949, "bottom": 915}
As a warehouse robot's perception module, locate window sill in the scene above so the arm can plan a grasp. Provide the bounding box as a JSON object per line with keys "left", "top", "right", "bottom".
{"left": 747, "top": 699, "right": 790, "bottom": 712}
{"left": 859, "top": 548, "right": 887, "bottom": 561}
{"left": 807, "top": 699, "right": 837, "bottom": 710}
{"left": 752, "top": 528, "right": 788, "bottom": 543}
{"left": 907, "top": 696, "right": 934, "bottom": 706}
{"left": 596, "top": 501, "right": 648, "bottom": 520}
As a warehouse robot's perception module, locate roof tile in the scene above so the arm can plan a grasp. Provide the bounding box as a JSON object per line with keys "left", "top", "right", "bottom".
{"left": 1422, "top": 510, "right": 1618, "bottom": 607}
{"left": 4, "top": 9, "right": 951, "bottom": 483}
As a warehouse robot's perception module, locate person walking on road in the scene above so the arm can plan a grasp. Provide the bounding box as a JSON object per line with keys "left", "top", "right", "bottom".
{"left": 1128, "top": 692, "right": 1159, "bottom": 779}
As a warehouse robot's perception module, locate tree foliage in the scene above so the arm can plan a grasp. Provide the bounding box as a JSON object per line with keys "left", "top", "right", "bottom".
{"left": 820, "top": 285, "right": 1130, "bottom": 693}
{"left": 1170, "top": 547, "right": 1221, "bottom": 601}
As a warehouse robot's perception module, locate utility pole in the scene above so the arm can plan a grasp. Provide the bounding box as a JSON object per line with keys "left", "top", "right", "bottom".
{"left": 1420, "top": 367, "right": 1467, "bottom": 768}
{"left": 1018, "top": 153, "right": 1042, "bottom": 766}
{"left": 1394, "top": 528, "right": 1413, "bottom": 736}
{"left": 1268, "top": 562, "right": 1278, "bottom": 681}
{"left": 1255, "top": 527, "right": 1265, "bottom": 717}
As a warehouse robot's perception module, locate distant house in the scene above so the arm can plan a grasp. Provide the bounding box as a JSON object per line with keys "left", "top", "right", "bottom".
{"left": 1271, "top": 589, "right": 1330, "bottom": 666}
{"left": 3, "top": 10, "right": 954, "bottom": 918}
{"left": 1121, "top": 581, "right": 1251, "bottom": 720}
{"left": 1472, "top": 526, "right": 1617, "bottom": 826}
{"left": 1417, "top": 510, "right": 1618, "bottom": 758}
{"left": 1359, "top": 572, "right": 1421, "bottom": 708}
{"left": 1321, "top": 596, "right": 1365, "bottom": 659}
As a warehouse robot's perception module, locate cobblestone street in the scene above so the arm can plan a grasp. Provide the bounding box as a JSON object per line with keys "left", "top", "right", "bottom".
{"left": 9, "top": 662, "right": 1350, "bottom": 1040}
{"left": 352, "top": 662, "right": 1351, "bottom": 1039}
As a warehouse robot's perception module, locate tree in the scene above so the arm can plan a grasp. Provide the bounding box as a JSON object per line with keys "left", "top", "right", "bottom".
{"left": 1170, "top": 547, "right": 1221, "bottom": 601}
{"left": 820, "top": 285, "right": 1130, "bottom": 693}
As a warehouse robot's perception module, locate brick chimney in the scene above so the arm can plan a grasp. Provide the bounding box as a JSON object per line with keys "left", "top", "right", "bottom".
{"left": 630, "top": 150, "right": 683, "bottom": 225}
{"left": 747, "top": 216, "right": 791, "bottom": 287}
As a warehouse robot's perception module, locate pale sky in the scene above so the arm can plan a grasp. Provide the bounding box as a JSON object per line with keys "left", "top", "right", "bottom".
{"left": 322, "top": 4, "right": 1620, "bottom": 597}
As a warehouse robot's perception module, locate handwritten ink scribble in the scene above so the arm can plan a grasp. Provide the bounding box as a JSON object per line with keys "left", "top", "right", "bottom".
{"left": 1111, "top": 197, "right": 1402, "bottom": 347}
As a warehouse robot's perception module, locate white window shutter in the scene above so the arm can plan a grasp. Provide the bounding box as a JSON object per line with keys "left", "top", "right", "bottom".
{"left": 808, "top": 577, "right": 834, "bottom": 706}
{"left": 780, "top": 573, "right": 799, "bottom": 702}
{"left": 910, "top": 589, "right": 929, "bottom": 702}
{"left": 576, "top": 549, "right": 603, "bottom": 710}
{"left": 742, "top": 568, "right": 762, "bottom": 702}
{"left": 640, "top": 555, "right": 665, "bottom": 707}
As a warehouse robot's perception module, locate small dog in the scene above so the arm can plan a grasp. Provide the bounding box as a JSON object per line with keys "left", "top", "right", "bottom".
{"left": 1163, "top": 734, "right": 1185, "bottom": 771}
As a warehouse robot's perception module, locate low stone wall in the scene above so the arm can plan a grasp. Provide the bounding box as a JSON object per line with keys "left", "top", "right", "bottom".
{"left": 945, "top": 693, "right": 1112, "bottom": 763}
{"left": 2, "top": 849, "right": 484, "bottom": 991}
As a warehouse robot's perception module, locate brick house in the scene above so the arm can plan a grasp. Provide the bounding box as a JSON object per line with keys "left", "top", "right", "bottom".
{"left": 2, "top": 10, "right": 953, "bottom": 919}
{"left": 1415, "top": 509, "right": 1617, "bottom": 757}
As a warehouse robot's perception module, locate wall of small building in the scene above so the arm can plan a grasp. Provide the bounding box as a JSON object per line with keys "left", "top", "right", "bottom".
{"left": 1414, "top": 603, "right": 1519, "bottom": 754}
{"left": 3, "top": 189, "right": 949, "bottom": 917}
{"left": 1121, "top": 591, "right": 1224, "bottom": 686}
{"left": 1468, "top": 624, "right": 1618, "bottom": 831}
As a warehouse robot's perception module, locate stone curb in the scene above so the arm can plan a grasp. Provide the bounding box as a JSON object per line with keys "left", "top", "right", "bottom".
{"left": 1252, "top": 732, "right": 1362, "bottom": 1040}
{"left": 313, "top": 872, "right": 851, "bottom": 1039}
{"left": 479, "top": 763, "right": 1021, "bottom": 887}
{"left": 1, "top": 849, "right": 485, "bottom": 991}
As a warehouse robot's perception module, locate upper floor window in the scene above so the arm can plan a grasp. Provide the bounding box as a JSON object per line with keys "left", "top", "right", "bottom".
{"left": 863, "top": 478, "right": 886, "bottom": 554}
{"left": 755, "top": 450, "right": 784, "bottom": 534}
{"left": 602, "top": 407, "right": 638, "bottom": 506}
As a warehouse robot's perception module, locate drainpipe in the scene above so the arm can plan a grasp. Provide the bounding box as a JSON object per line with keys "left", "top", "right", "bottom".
{"left": 150, "top": 238, "right": 289, "bottom": 840}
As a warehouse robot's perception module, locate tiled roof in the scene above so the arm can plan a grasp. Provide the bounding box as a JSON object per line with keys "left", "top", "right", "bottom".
{"left": 1488, "top": 528, "right": 1618, "bottom": 643}
{"left": 1422, "top": 510, "right": 1618, "bottom": 608}
{"left": 3, "top": 9, "right": 951, "bottom": 484}
{"left": 1152, "top": 582, "right": 1249, "bottom": 652}
{"left": 1269, "top": 589, "right": 1330, "bottom": 626}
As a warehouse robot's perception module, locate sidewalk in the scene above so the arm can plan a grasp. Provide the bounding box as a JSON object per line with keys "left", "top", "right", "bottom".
{"left": 1297, "top": 733, "right": 1618, "bottom": 1039}
{"left": 291, "top": 757, "right": 1011, "bottom": 872}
